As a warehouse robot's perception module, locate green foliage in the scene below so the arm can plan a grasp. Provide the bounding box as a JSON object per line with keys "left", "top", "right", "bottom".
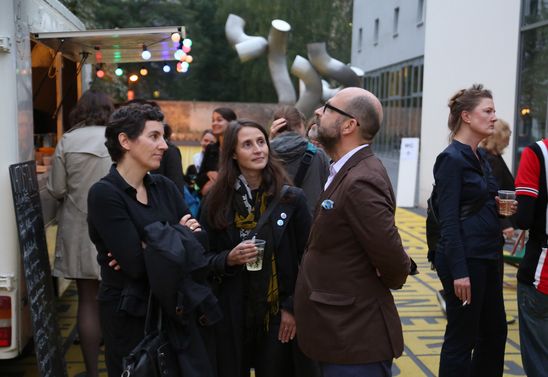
{"left": 59, "top": 0, "right": 352, "bottom": 102}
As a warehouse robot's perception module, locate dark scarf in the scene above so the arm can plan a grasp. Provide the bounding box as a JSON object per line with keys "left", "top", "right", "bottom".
{"left": 233, "top": 175, "right": 280, "bottom": 331}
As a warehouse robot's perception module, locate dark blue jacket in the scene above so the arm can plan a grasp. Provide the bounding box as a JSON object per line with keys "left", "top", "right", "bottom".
{"left": 434, "top": 140, "right": 503, "bottom": 279}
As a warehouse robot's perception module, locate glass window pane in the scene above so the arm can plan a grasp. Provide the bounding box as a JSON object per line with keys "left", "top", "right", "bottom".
{"left": 515, "top": 24, "right": 548, "bottom": 165}
{"left": 522, "top": 0, "right": 548, "bottom": 26}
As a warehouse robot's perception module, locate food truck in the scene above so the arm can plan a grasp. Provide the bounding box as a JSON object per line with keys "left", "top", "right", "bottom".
{"left": 0, "top": 0, "right": 181, "bottom": 358}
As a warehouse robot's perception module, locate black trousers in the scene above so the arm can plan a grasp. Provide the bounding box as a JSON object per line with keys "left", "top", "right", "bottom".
{"left": 435, "top": 255, "right": 507, "bottom": 377}
{"left": 244, "top": 314, "right": 320, "bottom": 377}
{"left": 99, "top": 299, "right": 146, "bottom": 377}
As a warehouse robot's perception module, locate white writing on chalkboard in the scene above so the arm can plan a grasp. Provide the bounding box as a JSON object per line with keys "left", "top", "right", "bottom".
{"left": 9, "top": 161, "right": 68, "bottom": 377}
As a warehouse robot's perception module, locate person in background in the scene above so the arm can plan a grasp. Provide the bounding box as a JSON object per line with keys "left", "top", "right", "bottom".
{"left": 196, "top": 108, "right": 237, "bottom": 196}
{"left": 201, "top": 120, "right": 319, "bottom": 377}
{"left": 193, "top": 129, "right": 217, "bottom": 172}
{"left": 47, "top": 90, "right": 114, "bottom": 377}
{"left": 294, "top": 87, "right": 410, "bottom": 377}
{"left": 433, "top": 85, "right": 513, "bottom": 377}
{"left": 151, "top": 123, "right": 186, "bottom": 193}
{"left": 306, "top": 119, "right": 322, "bottom": 149}
{"left": 186, "top": 129, "right": 217, "bottom": 192}
{"left": 87, "top": 104, "right": 206, "bottom": 376}
{"left": 479, "top": 119, "right": 516, "bottom": 241}
{"left": 514, "top": 135, "right": 548, "bottom": 377}
{"left": 269, "top": 106, "right": 330, "bottom": 213}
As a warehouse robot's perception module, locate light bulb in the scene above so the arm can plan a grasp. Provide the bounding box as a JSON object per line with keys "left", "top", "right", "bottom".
{"left": 140, "top": 67, "right": 148, "bottom": 76}
{"left": 182, "top": 45, "right": 191, "bottom": 54}
{"left": 171, "top": 33, "right": 181, "bottom": 43}
{"left": 163, "top": 64, "right": 171, "bottom": 73}
{"left": 182, "top": 38, "right": 192, "bottom": 48}
{"left": 174, "top": 49, "right": 186, "bottom": 61}
{"left": 115, "top": 67, "right": 123, "bottom": 76}
{"left": 129, "top": 74, "right": 139, "bottom": 82}
{"left": 185, "top": 55, "right": 193, "bottom": 63}
{"left": 141, "top": 45, "right": 151, "bottom": 60}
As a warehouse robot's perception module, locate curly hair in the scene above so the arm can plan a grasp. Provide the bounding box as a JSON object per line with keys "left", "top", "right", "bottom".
{"left": 104, "top": 104, "right": 164, "bottom": 162}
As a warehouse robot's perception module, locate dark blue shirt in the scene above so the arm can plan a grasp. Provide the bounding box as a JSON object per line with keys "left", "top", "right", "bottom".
{"left": 434, "top": 140, "right": 503, "bottom": 279}
{"left": 87, "top": 165, "right": 188, "bottom": 300}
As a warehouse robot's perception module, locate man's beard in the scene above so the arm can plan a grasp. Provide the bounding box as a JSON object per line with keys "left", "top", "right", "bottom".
{"left": 317, "top": 121, "right": 341, "bottom": 154}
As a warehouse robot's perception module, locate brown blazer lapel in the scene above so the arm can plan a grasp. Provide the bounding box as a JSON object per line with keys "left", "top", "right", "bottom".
{"left": 322, "top": 146, "right": 373, "bottom": 199}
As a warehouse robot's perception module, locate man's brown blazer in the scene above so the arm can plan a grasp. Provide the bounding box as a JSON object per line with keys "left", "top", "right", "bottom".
{"left": 294, "top": 146, "right": 411, "bottom": 364}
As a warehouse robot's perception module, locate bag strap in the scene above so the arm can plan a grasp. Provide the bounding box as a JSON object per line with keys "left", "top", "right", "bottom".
{"left": 293, "top": 143, "right": 316, "bottom": 188}
{"left": 247, "top": 185, "right": 289, "bottom": 239}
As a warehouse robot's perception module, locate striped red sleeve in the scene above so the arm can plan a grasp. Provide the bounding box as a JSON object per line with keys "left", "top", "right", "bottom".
{"left": 515, "top": 146, "right": 540, "bottom": 198}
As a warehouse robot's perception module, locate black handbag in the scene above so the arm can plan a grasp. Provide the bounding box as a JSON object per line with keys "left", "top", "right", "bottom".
{"left": 121, "top": 293, "right": 181, "bottom": 377}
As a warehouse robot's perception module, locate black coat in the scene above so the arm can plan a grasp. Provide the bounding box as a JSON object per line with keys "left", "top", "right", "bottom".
{"left": 141, "top": 222, "right": 221, "bottom": 377}
{"left": 200, "top": 186, "right": 311, "bottom": 377}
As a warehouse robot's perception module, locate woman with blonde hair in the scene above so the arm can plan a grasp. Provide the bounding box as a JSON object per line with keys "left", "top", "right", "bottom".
{"left": 479, "top": 119, "right": 516, "bottom": 241}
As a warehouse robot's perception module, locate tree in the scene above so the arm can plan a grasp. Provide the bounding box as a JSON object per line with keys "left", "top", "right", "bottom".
{"left": 59, "top": 0, "right": 353, "bottom": 102}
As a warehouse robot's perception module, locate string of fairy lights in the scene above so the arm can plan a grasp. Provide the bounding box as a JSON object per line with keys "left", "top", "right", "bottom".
{"left": 94, "top": 31, "right": 193, "bottom": 80}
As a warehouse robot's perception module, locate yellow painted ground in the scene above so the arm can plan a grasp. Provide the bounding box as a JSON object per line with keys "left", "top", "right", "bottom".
{"left": 0, "top": 208, "right": 525, "bottom": 376}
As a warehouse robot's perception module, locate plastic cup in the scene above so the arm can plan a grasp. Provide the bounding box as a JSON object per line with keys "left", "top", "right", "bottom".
{"left": 498, "top": 190, "right": 515, "bottom": 216}
{"left": 246, "top": 239, "right": 266, "bottom": 271}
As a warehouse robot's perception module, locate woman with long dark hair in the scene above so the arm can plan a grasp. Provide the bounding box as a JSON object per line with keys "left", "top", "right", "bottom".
{"left": 196, "top": 107, "right": 237, "bottom": 196}
{"left": 433, "top": 84, "right": 515, "bottom": 376}
{"left": 201, "top": 120, "right": 319, "bottom": 377}
{"left": 48, "top": 90, "right": 114, "bottom": 377}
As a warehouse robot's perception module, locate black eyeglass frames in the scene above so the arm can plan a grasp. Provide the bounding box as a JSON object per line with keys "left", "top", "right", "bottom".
{"left": 323, "top": 102, "right": 360, "bottom": 127}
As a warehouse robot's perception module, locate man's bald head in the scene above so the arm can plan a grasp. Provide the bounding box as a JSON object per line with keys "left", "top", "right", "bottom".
{"left": 336, "top": 87, "right": 383, "bottom": 142}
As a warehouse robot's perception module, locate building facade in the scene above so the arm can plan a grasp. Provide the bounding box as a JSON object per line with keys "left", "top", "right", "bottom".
{"left": 352, "top": 0, "right": 546, "bottom": 207}
{"left": 352, "top": 0, "right": 425, "bottom": 160}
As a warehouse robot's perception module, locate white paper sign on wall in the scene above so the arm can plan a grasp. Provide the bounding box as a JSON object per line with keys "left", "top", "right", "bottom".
{"left": 396, "top": 137, "right": 420, "bottom": 207}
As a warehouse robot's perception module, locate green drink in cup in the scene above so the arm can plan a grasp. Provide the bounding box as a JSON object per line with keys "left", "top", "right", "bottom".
{"left": 246, "top": 239, "right": 266, "bottom": 271}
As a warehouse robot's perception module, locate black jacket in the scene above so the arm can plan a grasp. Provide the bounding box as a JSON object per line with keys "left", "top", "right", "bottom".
{"left": 200, "top": 186, "right": 311, "bottom": 377}
{"left": 434, "top": 140, "right": 503, "bottom": 279}
{"left": 142, "top": 221, "right": 221, "bottom": 377}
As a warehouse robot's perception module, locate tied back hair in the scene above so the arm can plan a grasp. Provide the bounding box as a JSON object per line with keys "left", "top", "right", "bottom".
{"left": 447, "top": 84, "right": 493, "bottom": 141}
{"left": 204, "top": 119, "right": 291, "bottom": 230}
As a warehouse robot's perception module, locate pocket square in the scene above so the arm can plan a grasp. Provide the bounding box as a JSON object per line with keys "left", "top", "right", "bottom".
{"left": 321, "top": 199, "right": 334, "bottom": 209}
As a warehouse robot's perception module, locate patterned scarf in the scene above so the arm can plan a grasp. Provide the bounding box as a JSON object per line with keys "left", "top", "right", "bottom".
{"left": 233, "top": 175, "right": 279, "bottom": 330}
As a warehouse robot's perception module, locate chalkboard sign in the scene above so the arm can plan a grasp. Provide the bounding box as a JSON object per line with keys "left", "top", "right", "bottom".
{"left": 9, "top": 161, "right": 67, "bottom": 377}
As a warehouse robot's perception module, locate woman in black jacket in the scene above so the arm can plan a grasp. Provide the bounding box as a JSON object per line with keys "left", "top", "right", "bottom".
{"left": 87, "top": 104, "right": 208, "bottom": 376}
{"left": 201, "top": 120, "right": 319, "bottom": 377}
{"left": 433, "top": 85, "right": 516, "bottom": 377}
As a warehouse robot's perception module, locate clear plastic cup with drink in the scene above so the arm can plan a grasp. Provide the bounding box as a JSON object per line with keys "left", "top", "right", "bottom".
{"left": 246, "top": 239, "right": 266, "bottom": 271}
{"left": 497, "top": 190, "right": 516, "bottom": 216}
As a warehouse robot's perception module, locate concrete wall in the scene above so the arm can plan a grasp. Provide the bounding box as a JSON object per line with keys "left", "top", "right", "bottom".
{"left": 352, "top": 0, "right": 425, "bottom": 72}
{"left": 418, "top": 0, "right": 521, "bottom": 206}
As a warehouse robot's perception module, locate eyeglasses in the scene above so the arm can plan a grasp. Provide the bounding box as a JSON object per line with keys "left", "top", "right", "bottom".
{"left": 323, "top": 102, "right": 360, "bottom": 127}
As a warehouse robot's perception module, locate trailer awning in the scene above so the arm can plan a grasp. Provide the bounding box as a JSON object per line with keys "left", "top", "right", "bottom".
{"left": 34, "top": 26, "right": 185, "bottom": 64}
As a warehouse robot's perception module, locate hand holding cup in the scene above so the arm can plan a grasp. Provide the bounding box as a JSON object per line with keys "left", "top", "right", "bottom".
{"left": 496, "top": 190, "right": 517, "bottom": 217}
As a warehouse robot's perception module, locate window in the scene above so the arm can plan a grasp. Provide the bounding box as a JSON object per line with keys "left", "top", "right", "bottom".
{"left": 358, "top": 27, "right": 363, "bottom": 53}
{"left": 393, "top": 7, "right": 400, "bottom": 37}
{"left": 374, "top": 18, "right": 379, "bottom": 45}
{"left": 417, "top": 0, "right": 425, "bottom": 25}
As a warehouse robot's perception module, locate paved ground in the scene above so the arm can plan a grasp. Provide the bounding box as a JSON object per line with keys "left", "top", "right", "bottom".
{"left": 0, "top": 208, "right": 525, "bottom": 376}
